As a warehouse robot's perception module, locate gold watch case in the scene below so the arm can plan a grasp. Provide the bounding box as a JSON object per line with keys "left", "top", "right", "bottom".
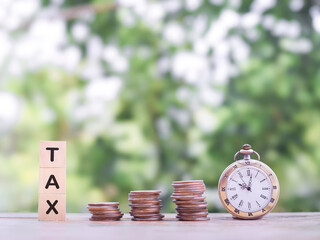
{"left": 218, "top": 159, "right": 280, "bottom": 220}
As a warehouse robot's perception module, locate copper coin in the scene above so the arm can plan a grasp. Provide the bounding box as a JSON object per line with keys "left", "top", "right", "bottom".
{"left": 91, "top": 212, "right": 124, "bottom": 217}
{"left": 128, "top": 197, "right": 160, "bottom": 202}
{"left": 129, "top": 203, "right": 162, "bottom": 208}
{"left": 87, "top": 206, "right": 120, "bottom": 211}
{"left": 92, "top": 214, "right": 124, "bottom": 219}
{"left": 129, "top": 190, "right": 161, "bottom": 195}
{"left": 90, "top": 210, "right": 122, "bottom": 214}
{"left": 173, "top": 199, "right": 206, "bottom": 204}
{"left": 130, "top": 203, "right": 162, "bottom": 207}
{"left": 177, "top": 212, "right": 208, "bottom": 217}
{"left": 87, "top": 206, "right": 119, "bottom": 210}
{"left": 128, "top": 192, "right": 160, "bottom": 197}
{"left": 129, "top": 199, "right": 161, "bottom": 202}
{"left": 171, "top": 195, "right": 204, "bottom": 199}
{"left": 171, "top": 195, "right": 206, "bottom": 201}
{"left": 174, "top": 203, "right": 207, "bottom": 207}
{"left": 172, "top": 180, "right": 204, "bottom": 184}
{"left": 88, "top": 202, "right": 119, "bottom": 206}
{"left": 172, "top": 190, "right": 205, "bottom": 194}
{"left": 131, "top": 208, "right": 161, "bottom": 212}
{"left": 172, "top": 185, "right": 205, "bottom": 189}
{"left": 91, "top": 215, "right": 124, "bottom": 219}
{"left": 132, "top": 217, "right": 163, "bottom": 221}
{"left": 176, "top": 208, "right": 208, "bottom": 212}
{"left": 172, "top": 183, "right": 205, "bottom": 187}
{"left": 173, "top": 188, "right": 206, "bottom": 193}
{"left": 129, "top": 195, "right": 160, "bottom": 199}
{"left": 130, "top": 209, "right": 162, "bottom": 214}
{"left": 176, "top": 203, "right": 208, "bottom": 208}
{"left": 177, "top": 212, "right": 208, "bottom": 216}
{"left": 177, "top": 217, "right": 210, "bottom": 221}
{"left": 173, "top": 191, "right": 205, "bottom": 194}
{"left": 172, "top": 185, "right": 204, "bottom": 189}
{"left": 176, "top": 208, "right": 208, "bottom": 213}
{"left": 90, "top": 211, "right": 122, "bottom": 215}
{"left": 128, "top": 197, "right": 160, "bottom": 201}
{"left": 171, "top": 191, "right": 205, "bottom": 195}
{"left": 90, "top": 217, "right": 122, "bottom": 221}
{"left": 130, "top": 213, "right": 164, "bottom": 218}
{"left": 173, "top": 186, "right": 206, "bottom": 192}
{"left": 132, "top": 214, "right": 164, "bottom": 218}
{"left": 129, "top": 201, "right": 162, "bottom": 205}
{"left": 130, "top": 207, "right": 162, "bottom": 211}
{"left": 131, "top": 215, "right": 162, "bottom": 218}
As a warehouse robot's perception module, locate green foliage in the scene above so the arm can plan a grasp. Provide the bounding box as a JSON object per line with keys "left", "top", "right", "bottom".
{"left": 1, "top": 0, "right": 320, "bottom": 213}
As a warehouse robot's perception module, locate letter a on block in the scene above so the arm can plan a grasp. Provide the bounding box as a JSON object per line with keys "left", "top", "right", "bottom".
{"left": 39, "top": 141, "right": 66, "bottom": 168}
{"left": 39, "top": 167, "right": 66, "bottom": 194}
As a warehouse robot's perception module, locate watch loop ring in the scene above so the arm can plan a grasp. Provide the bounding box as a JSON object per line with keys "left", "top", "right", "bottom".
{"left": 233, "top": 150, "right": 260, "bottom": 161}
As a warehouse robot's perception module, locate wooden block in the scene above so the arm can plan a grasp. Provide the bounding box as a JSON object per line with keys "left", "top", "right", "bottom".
{"left": 40, "top": 141, "right": 66, "bottom": 168}
{"left": 38, "top": 193, "right": 66, "bottom": 221}
{"left": 39, "top": 168, "right": 66, "bottom": 194}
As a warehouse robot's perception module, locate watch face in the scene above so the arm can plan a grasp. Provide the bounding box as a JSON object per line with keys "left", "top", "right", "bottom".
{"left": 226, "top": 166, "right": 272, "bottom": 213}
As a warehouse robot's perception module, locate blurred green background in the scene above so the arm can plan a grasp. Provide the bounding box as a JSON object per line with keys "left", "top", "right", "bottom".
{"left": 0, "top": 0, "right": 319, "bottom": 213}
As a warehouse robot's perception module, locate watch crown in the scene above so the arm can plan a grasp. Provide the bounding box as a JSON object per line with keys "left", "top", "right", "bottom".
{"left": 242, "top": 144, "right": 252, "bottom": 150}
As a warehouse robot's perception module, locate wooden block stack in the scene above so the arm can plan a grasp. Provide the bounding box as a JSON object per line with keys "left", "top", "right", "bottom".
{"left": 38, "top": 141, "right": 66, "bottom": 221}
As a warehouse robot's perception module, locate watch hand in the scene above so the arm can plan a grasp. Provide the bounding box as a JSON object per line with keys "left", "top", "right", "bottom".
{"left": 247, "top": 174, "right": 253, "bottom": 192}
{"left": 240, "top": 177, "right": 247, "bottom": 186}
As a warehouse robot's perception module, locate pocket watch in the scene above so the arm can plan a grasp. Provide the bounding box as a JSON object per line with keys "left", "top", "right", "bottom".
{"left": 218, "top": 144, "right": 280, "bottom": 219}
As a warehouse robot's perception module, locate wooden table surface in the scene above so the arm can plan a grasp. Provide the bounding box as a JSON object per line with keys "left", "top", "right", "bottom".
{"left": 0, "top": 212, "right": 319, "bottom": 240}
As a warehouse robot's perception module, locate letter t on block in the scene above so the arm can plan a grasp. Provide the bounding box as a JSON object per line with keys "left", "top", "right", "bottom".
{"left": 39, "top": 141, "right": 66, "bottom": 221}
{"left": 39, "top": 141, "right": 66, "bottom": 168}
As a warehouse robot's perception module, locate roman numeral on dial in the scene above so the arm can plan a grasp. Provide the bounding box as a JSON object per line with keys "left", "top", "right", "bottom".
{"left": 231, "top": 194, "right": 238, "bottom": 200}
{"left": 260, "top": 194, "right": 267, "bottom": 199}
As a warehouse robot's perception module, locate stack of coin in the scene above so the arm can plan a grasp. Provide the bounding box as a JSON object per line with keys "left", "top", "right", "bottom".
{"left": 87, "top": 202, "right": 123, "bottom": 221}
{"left": 171, "top": 180, "right": 209, "bottom": 221}
{"left": 128, "top": 190, "right": 164, "bottom": 221}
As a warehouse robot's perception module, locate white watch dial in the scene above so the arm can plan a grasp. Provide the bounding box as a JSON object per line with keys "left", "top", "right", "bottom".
{"left": 226, "top": 166, "right": 272, "bottom": 212}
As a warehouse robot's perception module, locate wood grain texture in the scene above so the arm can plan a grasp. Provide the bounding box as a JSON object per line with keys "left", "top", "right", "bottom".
{"left": 0, "top": 213, "right": 319, "bottom": 240}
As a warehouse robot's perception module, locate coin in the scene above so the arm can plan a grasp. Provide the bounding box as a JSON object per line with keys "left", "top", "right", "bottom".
{"left": 87, "top": 202, "right": 123, "bottom": 221}
{"left": 130, "top": 209, "right": 162, "bottom": 214}
{"left": 90, "top": 217, "right": 122, "bottom": 221}
{"left": 173, "top": 200, "right": 207, "bottom": 205}
{"left": 89, "top": 210, "right": 122, "bottom": 215}
{"left": 129, "top": 190, "right": 161, "bottom": 195}
{"left": 129, "top": 203, "right": 162, "bottom": 207}
{"left": 132, "top": 217, "right": 164, "bottom": 221}
{"left": 129, "top": 198, "right": 160, "bottom": 201}
{"left": 177, "top": 216, "right": 210, "bottom": 221}
{"left": 173, "top": 180, "right": 204, "bottom": 184}
{"left": 88, "top": 202, "right": 120, "bottom": 206}
{"left": 128, "top": 190, "right": 163, "bottom": 221}
{"left": 172, "top": 180, "right": 209, "bottom": 221}
{"left": 170, "top": 195, "right": 206, "bottom": 201}
{"left": 87, "top": 206, "right": 121, "bottom": 211}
